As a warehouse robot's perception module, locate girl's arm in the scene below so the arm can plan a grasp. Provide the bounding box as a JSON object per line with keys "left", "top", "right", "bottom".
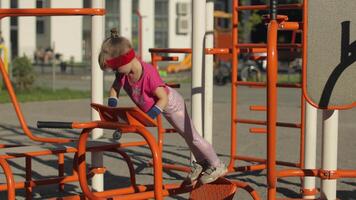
{"left": 153, "top": 87, "right": 168, "bottom": 110}
{"left": 146, "top": 87, "right": 168, "bottom": 119}
{"left": 108, "top": 78, "right": 121, "bottom": 107}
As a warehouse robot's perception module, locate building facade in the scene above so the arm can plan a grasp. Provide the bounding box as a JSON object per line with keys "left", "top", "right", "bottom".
{"left": 0, "top": 0, "right": 193, "bottom": 63}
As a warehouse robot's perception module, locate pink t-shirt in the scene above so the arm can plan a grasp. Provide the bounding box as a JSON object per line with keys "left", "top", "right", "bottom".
{"left": 116, "top": 61, "right": 168, "bottom": 112}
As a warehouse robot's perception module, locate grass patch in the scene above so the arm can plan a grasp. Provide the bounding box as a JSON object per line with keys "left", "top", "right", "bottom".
{"left": 0, "top": 87, "right": 91, "bottom": 103}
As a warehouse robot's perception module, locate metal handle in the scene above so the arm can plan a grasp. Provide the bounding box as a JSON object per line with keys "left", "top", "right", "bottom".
{"left": 37, "top": 121, "right": 73, "bottom": 129}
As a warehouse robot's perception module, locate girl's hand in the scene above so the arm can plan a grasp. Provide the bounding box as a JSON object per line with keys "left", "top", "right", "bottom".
{"left": 146, "top": 105, "right": 162, "bottom": 119}
{"left": 108, "top": 97, "right": 118, "bottom": 107}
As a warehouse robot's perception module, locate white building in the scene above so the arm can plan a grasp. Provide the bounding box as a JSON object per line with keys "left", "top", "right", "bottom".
{"left": 0, "top": 0, "right": 192, "bottom": 63}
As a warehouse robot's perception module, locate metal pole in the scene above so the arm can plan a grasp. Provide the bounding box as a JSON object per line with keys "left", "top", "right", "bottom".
{"left": 320, "top": 110, "right": 338, "bottom": 200}
{"left": 192, "top": 0, "right": 206, "bottom": 136}
{"left": 303, "top": 102, "right": 318, "bottom": 199}
{"left": 119, "top": 0, "right": 132, "bottom": 41}
{"left": 91, "top": 0, "right": 104, "bottom": 192}
{"left": 204, "top": 1, "right": 214, "bottom": 144}
{"left": 52, "top": 59, "right": 56, "bottom": 92}
{"left": 136, "top": 10, "right": 143, "bottom": 59}
{"left": 270, "top": 0, "right": 277, "bottom": 20}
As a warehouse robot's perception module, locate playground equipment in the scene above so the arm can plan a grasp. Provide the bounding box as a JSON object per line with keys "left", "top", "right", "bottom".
{"left": 0, "top": 8, "right": 131, "bottom": 199}
{"left": 166, "top": 53, "right": 192, "bottom": 73}
{"left": 150, "top": 0, "right": 308, "bottom": 198}
{"left": 265, "top": 0, "right": 356, "bottom": 199}
{"left": 150, "top": 0, "right": 305, "bottom": 177}
{"left": 0, "top": 6, "right": 260, "bottom": 200}
{"left": 0, "top": 0, "right": 353, "bottom": 199}
{"left": 37, "top": 104, "right": 260, "bottom": 200}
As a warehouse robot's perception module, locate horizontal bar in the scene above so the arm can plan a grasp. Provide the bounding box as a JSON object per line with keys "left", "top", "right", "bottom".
{"left": 236, "top": 118, "right": 301, "bottom": 128}
{"left": 249, "top": 128, "right": 267, "bottom": 134}
{"left": 234, "top": 164, "right": 266, "bottom": 172}
{"left": 236, "top": 81, "right": 301, "bottom": 88}
{"left": 154, "top": 56, "right": 179, "bottom": 62}
{"left": 149, "top": 48, "right": 230, "bottom": 55}
{"left": 249, "top": 105, "right": 267, "bottom": 111}
{"left": 150, "top": 43, "right": 301, "bottom": 55}
{"left": 237, "top": 43, "right": 302, "bottom": 49}
{"left": 237, "top": 4, "right": 303, "bottom": 11}
{"left": 163, "top": 128, "right": 176, "bottom": 133}
{"left": 0, "top": 8, "right": 105, "bottom": 17}
{"left": 279, "top": 22, "right": 301, "bottom": 31}
{"left": 277, "top": 169, "right": 356, "bottom": 179}
{"left": 37, "top": 121, "right": 73, "bottom": 129}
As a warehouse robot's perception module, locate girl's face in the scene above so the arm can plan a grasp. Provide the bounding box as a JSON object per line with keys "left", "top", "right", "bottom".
{"left": 116, "top": 63, "right": 132, "bottom": 75}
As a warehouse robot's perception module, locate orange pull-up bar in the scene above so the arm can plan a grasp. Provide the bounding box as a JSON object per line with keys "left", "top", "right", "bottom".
{"left": 0, "top": 8, "right": 104, "bottom": 144}
{"left": 0, "top": 8, "right": 105, "bottom": 18}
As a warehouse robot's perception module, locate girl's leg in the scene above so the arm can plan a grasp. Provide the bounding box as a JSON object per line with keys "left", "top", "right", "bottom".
{"left": 163, "top": 88, "right": 220, "bottom": 167}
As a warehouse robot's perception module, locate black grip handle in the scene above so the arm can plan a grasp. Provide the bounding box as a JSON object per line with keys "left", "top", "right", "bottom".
{"left": 270, "top": 0, "right": 277, "bottom": 20}
{"left": 37, "top": 121, "right": 73, "bottom": 129}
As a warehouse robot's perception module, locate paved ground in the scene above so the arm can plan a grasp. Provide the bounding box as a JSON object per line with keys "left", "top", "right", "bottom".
{"left": 0, "top": 71, "right": 355, "bottom": 199}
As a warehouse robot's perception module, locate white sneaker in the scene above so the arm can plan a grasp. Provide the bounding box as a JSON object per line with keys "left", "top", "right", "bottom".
{"left": 185, "top": 160, "right": 208, "bottom": 184}
{"left": 199, "top": 162, "right": 228, "bottom": 184}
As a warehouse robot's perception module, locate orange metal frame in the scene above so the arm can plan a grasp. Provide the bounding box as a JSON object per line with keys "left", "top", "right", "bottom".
{"left": 266, "top": 0, "right": 356, "bottom": 199}
{"left": 148, "top": 0, "right": 305, "bottom": 175}
{"left": 0, "top": 7, "right": 261, "bottom": 200}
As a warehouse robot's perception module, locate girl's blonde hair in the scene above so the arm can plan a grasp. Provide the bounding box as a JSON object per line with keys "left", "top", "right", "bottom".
{"left": 98, "top": 28, "right": 132, "bottom": 70}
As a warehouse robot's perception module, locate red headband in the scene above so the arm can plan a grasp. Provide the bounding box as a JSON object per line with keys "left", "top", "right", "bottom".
{"left": 105, "top": 49, "right": 135, "bottom": 70}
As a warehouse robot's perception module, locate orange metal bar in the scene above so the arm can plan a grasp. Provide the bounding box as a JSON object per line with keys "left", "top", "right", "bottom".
{"left": 156, "top": 115, "right": 165, "bottom": 153}
{"left": 75, "top": 123, "right": 163, "bottom": 200}
{"left": 237, "top": 43, "right": 302, "bottom": 49}
{"left": 228, "top": 0, "right": 239, "bottom": 172}
{"left": 58, "top": 153, "right": 65, "bottom": 192}
{"left": 230, "top": 180, "right": 261, "bottom": 200}
{"left": 0, "top": 60, "right": 73, "bottom": 143}
{"left": 234, "top": 164, "right": 267, "bottom": 172}
{"left": 250, "top": 105, "right": 267, "bottom": 111}
{"left": 250, "top": 128, "right": 267, "bottom": 134}
{"left": 0, "top": 8, "right": 105, "bottom": 18}
{"left": 0, "top": 158, "right": 15, "bottom": 200}
{"left": 266, "top": 19, "right": 279, "bottom": 199}
{"left": 279, "top": 21, "right": 301, "bottom": 31}
{"left": 277, "top": 169, "right": 356, "bottom": 179}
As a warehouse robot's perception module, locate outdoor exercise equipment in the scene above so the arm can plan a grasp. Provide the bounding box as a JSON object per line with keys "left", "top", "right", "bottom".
{"left": 266, "top": 0, "right": 356, "bottom": 199}
{"left": 0, "top": 8, "right": 133, "bottom": 199}
{"left": 37, "top": 104, "right": 260, "bottom": 200}
{"left": 149, "top": 0, "right": 306, "bottom": 177}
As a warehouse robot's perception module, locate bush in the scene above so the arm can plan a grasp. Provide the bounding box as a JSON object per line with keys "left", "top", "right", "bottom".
{"left": 12, "top": 56, "right": 35, "bottom": 91}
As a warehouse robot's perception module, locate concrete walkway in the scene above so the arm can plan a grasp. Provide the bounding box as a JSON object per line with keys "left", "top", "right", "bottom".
{"left": 0, "top": 80, "right": 355, "bottom": 199}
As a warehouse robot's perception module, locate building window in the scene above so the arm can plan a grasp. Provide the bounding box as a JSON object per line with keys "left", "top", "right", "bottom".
{"left": 36, "top": 20, "right": 45, "bottom": 34}
{"left": 155, "top": 0, "right": 169, "bottom": 48}
{"left": 36, "top": 0, "right": 43, "bottom": 8}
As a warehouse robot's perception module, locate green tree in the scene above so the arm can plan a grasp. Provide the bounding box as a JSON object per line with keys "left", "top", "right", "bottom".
{"left": 12, "top": 56, "right": 35, "bottom": 91}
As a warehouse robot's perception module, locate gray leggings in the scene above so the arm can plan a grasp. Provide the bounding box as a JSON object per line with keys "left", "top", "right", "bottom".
{"left": 163, "top": 87, "right": 220, "bottom": 167}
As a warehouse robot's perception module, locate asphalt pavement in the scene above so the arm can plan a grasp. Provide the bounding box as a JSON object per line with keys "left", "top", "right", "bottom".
{"left": 0, "top": 71, "right": 355, "bottom": 199}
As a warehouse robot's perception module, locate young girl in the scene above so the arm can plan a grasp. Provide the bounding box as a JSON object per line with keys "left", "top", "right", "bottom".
{"left": 98, "top": 29, "right": 227, "bottom": 184}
